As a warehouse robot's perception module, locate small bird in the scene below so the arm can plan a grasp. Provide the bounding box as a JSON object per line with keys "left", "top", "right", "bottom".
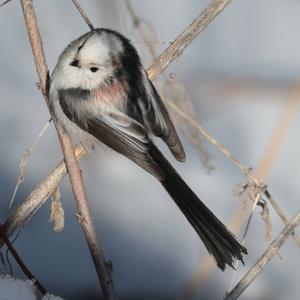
{"left": 49, "top": 28, "right": 247, "bottom": 270}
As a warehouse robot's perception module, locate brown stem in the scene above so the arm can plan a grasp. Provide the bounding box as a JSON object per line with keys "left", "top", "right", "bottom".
{"left": 224, "top": 210, "right": 300, "bottom": 300}
{"left": 147, "top": 0, "right": 233, "bottom": 80}
{"left": 0, "top": 222, "right": 47, "bottom": 295}
{"left": 6, "top": 2, "right": 299, "bottom": 298}
{"left": 0, "top": 145, "right": 86, "bottom": 249}
{"left": 2, "top": 0, "right": 236, "bottom": 247}
{"left": 71, "top": 0, "right": 94, "bottom": 31}
{"left": 3, "top": 0, "right": 295, "bottom": 262}
{"left": 19, "top": 0, "right": 115, "bottom": 298}
{"left": 0, "top": 0, "right": 12, "bottom": 8}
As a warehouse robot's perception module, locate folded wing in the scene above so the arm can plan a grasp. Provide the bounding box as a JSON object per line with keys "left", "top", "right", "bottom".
{"left": 137, "top": 71, "right": 186, "bottom": 162}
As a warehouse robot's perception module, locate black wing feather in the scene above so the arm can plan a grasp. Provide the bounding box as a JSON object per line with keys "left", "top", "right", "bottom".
{"left": 138, "top": 72, "right": 186, "bottom": 161}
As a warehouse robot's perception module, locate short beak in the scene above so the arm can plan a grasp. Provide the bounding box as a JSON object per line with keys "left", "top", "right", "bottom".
{"left": 70, "top": 59, "right": 80, "bottom": 68}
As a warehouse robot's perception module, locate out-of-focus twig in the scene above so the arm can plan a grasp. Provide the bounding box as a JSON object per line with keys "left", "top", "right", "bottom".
{"left": 0, "top": 145, "right": 86, "bottom": 248}
{"left": 10, "top": 119, "right": 51, "bottom": 209}
{"left": 255, "top": 85, "right": 300, "bottom": 246}
{"left": 256, "top": 84, "right": 300, "bottom": 179}
{"left": 124, "top": 0, "right": 157, "bottom": 60}
{"left": 177, "top": 206, "right": 246, "bottom": 300}
{"left": 163, "top": 81, "right": 300, "bottom": 251}
{"left": 147, "top": 0, "right": 233, "bottom": 80}
{"left": 227, "top": 191, "right": 263, "bottom": 293}
{"left": 255, "top": 83, "right": 300, "bottom": 246}
{"left": 0, "top": 222, "right": 47, "bottom": 295}
{"left": 0, "top": 0, "right": 12, "bottom": 8}
{"left": 225, "top": 210, "right": 300, "bottom": 300}
{"left": 164, "top": 96, "right": 256, "bottom": 179}
{"left": 4, "top": 0, "right": 296, "bottom": 269}
{"left": 264, "top": 190, "right": 300, "bottom": 246}
{"left": 179, "top": 83, "right": 300, "bottom": 299}
{"left": 164, "top": 82, "right": 213, "bottom": 171}
{"left": 19, "top": 0, "right": 115, "bottom": 298}
{"left": 2, "top": 0, "right": 235, "bottom": 250}
{"left": 125, "top": 0, "right": 212, "bottom": 170}
{"left": 164, "top": 92, "right": 300, "bottom": 244}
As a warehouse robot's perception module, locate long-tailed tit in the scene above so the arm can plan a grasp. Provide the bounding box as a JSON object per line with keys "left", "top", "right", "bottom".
{"left": 49, "top": 28, "right": 247, "bottom": 270}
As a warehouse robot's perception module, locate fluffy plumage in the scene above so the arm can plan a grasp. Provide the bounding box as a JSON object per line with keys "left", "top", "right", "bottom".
{"left": 49, "top": 28, "right": 247, "bottom": 270}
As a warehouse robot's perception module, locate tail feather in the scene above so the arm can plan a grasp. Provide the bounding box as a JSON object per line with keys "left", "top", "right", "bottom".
{"left": 149, "top": 143, "right": 247, "bottom": 270}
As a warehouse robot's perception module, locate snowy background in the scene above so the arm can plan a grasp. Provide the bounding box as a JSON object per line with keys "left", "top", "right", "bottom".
{"left": 0, "top": 0, "right": 299, "bottom": 299}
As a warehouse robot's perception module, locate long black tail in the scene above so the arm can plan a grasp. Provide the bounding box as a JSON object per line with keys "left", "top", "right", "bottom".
{"left": 149, "top": 143, "right": 247, "bottom": 270}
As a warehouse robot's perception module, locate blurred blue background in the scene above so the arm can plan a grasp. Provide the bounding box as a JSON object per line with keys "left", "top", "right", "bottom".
{"left": 0, "top": 0, "right": 299, "bottom": 299}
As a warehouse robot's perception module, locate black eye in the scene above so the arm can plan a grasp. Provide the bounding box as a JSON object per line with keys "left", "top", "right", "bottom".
{"left": 90, "top": 67, "right": 99, "bottom": 73}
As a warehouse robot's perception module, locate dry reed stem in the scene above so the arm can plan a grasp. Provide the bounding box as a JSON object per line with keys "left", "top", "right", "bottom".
{"left": 10, "top": 120, "right": 51, "bottom": 209}
{"left": 125, "top": 0, "right": 212, "bottom": 170}
{"left": 164, "top": 96, "right": 253, "bottom": 175}
{"left": 8, "top": 1, "right": 295, "bottom": 298}
{"left": 124, "top": 0, "right": 158, "bottom": 60}
{"left": 147, "top": 0, "right": 233, "bottom": 80}
{"left": 19, "top": 0, "right": 115, "bottom": 298}
{"left": 2, "top": 0, "right": 234, "bottom": 243}
{"left": 71, "top": 0, "right": 94, "bottom": 31}
{"left": 6, "top": 2, "right": 296, "bottom": 288}
{"left": 5, "top": 1, "right": 296, "bottom": 278}
{"left": 264, "top": 191, "right": 300, "bottom": 246}
{"left": 176, "top": 79, "right": 300, "bottom": 298}
{"left": 6, "top": 2, "right": 299, "bottom": 298}
{"left": 225, "top": 210, "right": 300, "bottom": 300}
{"left": 0, "top": 222, "right": 47, "bottom": 295}
{"left": 165, "top": 93, "right": 300, "bottom": 248}
{"left": 227, "top": 191, "right": 263, "bottom": 293}
{"left": 255, "top": 84, "right": 300, "bottom": 246}
{"left": 0, "top": 145, "right": 86, "bottom": 248}
{"left": 177, "top": 205, "right": 247, "bottom": 300}
{"left": 0, "top": 0, "right": 11, "bottom": 8}
{"left": 179, "top": 82, "right": 300, "bottom": 299}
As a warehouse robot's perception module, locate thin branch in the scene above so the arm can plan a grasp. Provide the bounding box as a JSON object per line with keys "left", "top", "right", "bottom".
{"left": 2, "top": 0, "right": 294, "bottom": 259}
{"left": 3, "top": 0, "right": 234, "bottom": 248}
{"left": 125, "top": 0, "right": 213, "bottom": 171}
{"left": 0, "top": 222, "right": 47, "bottom": 295}
{"left": 163, "top": 96, "right": 256, "bottom": 180}
{"left": 5, "top": 2, "right": 298, "bottom": 299}
{"left": 227, "top": 192, "right": 263, "bottom": 293}
{"left": 264, "top": 191, "right": 300, "bottom": 246}
{"left": 225, "top": 210, "right": 300, "bottom": 300}
{"left": 0, "top": 145, "right": 86, "bottom": 248}
{"left": 124, "top": 0, "right": 158, "bottom": 60}
{"left": 10, "top": 119, "right": 51, "bottom": 209}
{"left": 164, "top": 96, "right": 300, "bottom": 245}
{"left": 147, "top": 0, "right": 233, "bottom": 80}
{"left": 146, "top": 0, "right": 300, "bottom": 249}
{"left": 71, "top": 0, "right": 94, "bottom": 31}
{"left": 1, "top": 0, "right": 294, "bottom": 260}
{"left": 19, "top": 0, "right": 115, "bottom": 298}
{"left": 0, "top": 0, "right": 12, "bottom": 8}
{"left": 179, "top": 83, "right": 300, "bottom": 299}
{"left": 2, "top": 4, "right": 297, "bottom": 299}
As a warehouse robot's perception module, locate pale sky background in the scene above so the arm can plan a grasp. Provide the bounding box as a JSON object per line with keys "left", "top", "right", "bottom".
{"left": 0, "top": 1, "right": 299, "bottom": 299}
